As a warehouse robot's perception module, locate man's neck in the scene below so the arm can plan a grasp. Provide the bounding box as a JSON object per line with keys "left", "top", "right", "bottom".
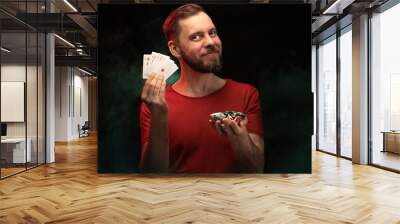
{"left": 172, "top": 64, "right": 225, "bottom": 97}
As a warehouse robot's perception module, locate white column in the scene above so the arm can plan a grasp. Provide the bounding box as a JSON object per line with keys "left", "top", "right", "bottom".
{"left": 46, "top": 0, "right": 55, "bottom": 163}
{"left": 352, "top": 14, "right": 369, "bottom": 164}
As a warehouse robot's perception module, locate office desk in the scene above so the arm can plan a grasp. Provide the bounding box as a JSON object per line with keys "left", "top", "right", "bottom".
{"left": 381, "top": 131, "right": 400, "bottom": 154}
{"left": 1, "top": 138, "right": 31, "bottom": 163}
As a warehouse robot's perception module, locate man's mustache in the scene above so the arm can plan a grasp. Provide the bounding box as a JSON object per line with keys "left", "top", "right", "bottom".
{"left": 203, "top": 45, "right": 221, "bottom": 55}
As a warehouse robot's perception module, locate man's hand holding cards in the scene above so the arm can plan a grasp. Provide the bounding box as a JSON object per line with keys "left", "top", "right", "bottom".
{"left": 143, "top": 52, "right": 178, "bottom": 81}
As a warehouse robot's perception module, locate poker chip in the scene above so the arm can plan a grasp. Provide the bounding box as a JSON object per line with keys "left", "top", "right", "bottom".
{"left": 210, "top": 111, "right": 246, "bottom": 122}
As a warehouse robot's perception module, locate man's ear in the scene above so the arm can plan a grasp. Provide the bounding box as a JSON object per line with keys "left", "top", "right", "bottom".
{"left": 168, "top": 40, "right": 181, "bottom": 58}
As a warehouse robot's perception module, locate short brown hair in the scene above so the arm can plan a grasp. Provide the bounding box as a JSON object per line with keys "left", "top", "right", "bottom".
{"left": 163, "top": 4, "right": 205, "bottom": 41}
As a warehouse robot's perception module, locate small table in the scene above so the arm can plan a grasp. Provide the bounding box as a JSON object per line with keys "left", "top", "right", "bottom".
{"left": 381, "top": 131, "right": 400, "bottom": 154}
{"left": 1, "top": 138, "right": 32, "bottom": 163}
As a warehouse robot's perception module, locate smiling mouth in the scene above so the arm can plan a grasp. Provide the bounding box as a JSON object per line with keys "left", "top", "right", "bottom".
{"left": 203, "top": 52, "right": 219, "bottom": 57}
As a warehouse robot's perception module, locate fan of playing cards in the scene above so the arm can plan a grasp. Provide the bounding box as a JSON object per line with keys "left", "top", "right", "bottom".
{"left": 143, "top": 52, "right": 178, "bottom": 81}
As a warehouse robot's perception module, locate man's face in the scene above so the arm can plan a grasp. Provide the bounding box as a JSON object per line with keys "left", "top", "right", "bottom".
{"left": 175, "top": 12, "right": 223, "bottom": 73}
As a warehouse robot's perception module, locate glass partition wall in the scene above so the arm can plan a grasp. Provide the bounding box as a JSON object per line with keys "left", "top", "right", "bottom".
{"left": 316, "top": 26, "right": 353, "bottom": 159}
{"left": 316, "top": 0, "right": 400, "bottom": 172}
{"left": 0, "top": 1, "right": 46, "bottom": 179}
{"left": 317, "top": 35, "right": 337, "bottom": 155}
{"left": 370, "top": 2, "right": 400, "bottom": 171}
{"left": 339, "top": 27, "right": 352, "bottom": 159}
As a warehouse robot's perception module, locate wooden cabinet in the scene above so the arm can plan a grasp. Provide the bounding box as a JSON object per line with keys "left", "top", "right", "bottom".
{"left": 382, "top": 132, "right": 400, "bottom": 154}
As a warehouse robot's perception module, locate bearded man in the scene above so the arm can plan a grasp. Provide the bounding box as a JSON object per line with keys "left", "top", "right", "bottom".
{"left": 140, "top": 3, "right": 264, "bottom": 173}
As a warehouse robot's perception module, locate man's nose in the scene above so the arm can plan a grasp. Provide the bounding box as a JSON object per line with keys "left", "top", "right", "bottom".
{"left": 204, "top": 34, "right": 217, "bottom": 47}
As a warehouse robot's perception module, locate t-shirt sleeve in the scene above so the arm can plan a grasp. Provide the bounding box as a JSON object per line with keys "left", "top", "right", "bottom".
{"left": 139, "top": 102, "right": 151, "bottom": 167}
{"left": 244, "top": 87, "right": 264, "bottom": 137}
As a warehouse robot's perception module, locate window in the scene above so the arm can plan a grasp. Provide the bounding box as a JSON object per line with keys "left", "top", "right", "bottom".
{"left": 317, "top": 35, "right": 337, "bottom": 154}
{"left": 339, "top": 27, "right": 352, "bottom": 158}
{"left": 371, "top": 2, "right": 400, "bottom": 171}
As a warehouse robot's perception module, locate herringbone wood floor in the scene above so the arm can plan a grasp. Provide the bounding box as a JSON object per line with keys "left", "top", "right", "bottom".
{"left": 1, "top": 135, "right": 400, "bottom": 224}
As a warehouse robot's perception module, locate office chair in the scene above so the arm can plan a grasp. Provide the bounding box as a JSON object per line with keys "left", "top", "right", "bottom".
{"left": 79, "top": 121, "right": 90, "bottom": 138}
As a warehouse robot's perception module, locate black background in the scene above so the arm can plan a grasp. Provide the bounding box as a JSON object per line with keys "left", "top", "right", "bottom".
{"left": 98, "top": 4, "right": 313, "bottom": 173}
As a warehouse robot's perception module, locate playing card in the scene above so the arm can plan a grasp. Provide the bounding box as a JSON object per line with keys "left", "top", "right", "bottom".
{"left": 152, "top": 59, "right": 178, "bottom": 80}
{"left": 143, "top": 54, "right": 151, "bottom": 79}
{"left": 147, "top": 52, "right": 166, "bottom": 78}
{"left": 152, "top": 51, "right": 170, "bottom": 60}
{"left": 143, "top": 52, "right": 178, "bottom": 81}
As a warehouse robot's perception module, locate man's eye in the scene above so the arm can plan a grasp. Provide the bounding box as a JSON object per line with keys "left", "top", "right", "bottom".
{"left": 209, "top": 30, "right": 218, "bottom": 37}
{"left": 191, "top": 34, "right": 202, "bottom": 41}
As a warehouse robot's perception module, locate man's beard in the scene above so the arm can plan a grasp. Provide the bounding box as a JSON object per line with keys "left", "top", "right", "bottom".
{"left": 181, "top": 49, "right": 223, "bottom": 74}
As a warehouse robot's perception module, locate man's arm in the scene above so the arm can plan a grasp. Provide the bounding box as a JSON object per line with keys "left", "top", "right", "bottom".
{"left": 231, "top": 131, "right": 264, "bottom": 173}
{"left": 140, "top": 74, "right": 169, "bottom": 173}
{"left": 211, "top": 117, "right": 264, "bottom": 172}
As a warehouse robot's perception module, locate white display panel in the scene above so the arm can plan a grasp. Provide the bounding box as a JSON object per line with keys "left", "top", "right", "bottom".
{"left": 1, "top": 82, "right": 25, "bottom": 122}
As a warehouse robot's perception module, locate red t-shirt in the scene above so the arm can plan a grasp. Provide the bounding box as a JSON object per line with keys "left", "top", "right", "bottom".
{"left": 140, "top": 79, "right": 264, "bottom": 173}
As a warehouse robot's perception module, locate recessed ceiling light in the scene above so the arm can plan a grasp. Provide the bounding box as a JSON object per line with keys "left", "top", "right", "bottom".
{"left": 1, "top": 47, "right": 11, "bottom": 53}
{"left": 77, "top": 67, "right": 92, "bottom": 76}
{"left": 54, "top": 34, "right": 75, "bottom": 48}
{"left": 322, "top": 0, "right": 354, "bottom": 15}
{"left": 63, "top": 0, "right": 78, "bottom": 12}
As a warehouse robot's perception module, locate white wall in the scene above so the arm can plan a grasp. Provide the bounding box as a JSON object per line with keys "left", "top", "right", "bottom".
{"left": 1, "top": 64, "right": 40, "bottom": 137}
{"left": 72, "top": 72, "right": 89, "bottom": 138}
{"left": 1, "top": 65, "right": 26, "bottom": 130}
{"left": 55, "top": 66, "right": 69, "bottom": 141}
{"left": 55, "top": 66, "right": 89, "bottom": 141}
